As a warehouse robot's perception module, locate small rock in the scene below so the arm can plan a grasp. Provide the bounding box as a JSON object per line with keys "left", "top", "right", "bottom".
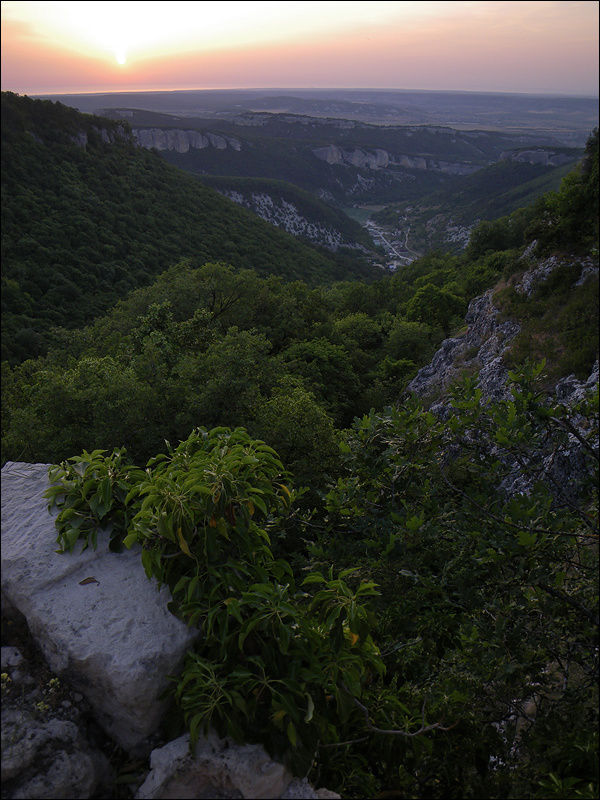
{"left": 9, "top": 668, "right": 36, "bottom": 686}
{"left": 135, "top": 731, "right": 324, "bottom": 800}
{"left": 1, "top": 707, "right": 112, "bottom": 799}
{"left": 1, "top": 646, "right": 24, "bottom": 670}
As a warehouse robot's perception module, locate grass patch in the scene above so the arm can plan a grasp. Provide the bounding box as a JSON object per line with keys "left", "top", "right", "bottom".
{"left": 495, "top": 263, "right": 598, "bottom": 381}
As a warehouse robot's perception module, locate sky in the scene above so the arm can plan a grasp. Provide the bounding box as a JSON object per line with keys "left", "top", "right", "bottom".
{"left": 1, "top": 1, "right": 598, "bottom": 97}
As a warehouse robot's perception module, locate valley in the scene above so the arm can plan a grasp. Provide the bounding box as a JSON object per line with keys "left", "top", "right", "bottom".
{"left": 63, "top": 92, "right": 589, "bottom": 258}
{"left": 1, "top": 89, "right": 597, "bottom": 800}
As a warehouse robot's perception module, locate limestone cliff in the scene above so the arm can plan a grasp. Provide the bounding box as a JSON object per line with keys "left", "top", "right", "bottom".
{"left": 133, "top": 127, "right": 242, "bottom": 153}
{"left": 312, "top": 144, "right": 482, "bottom": 175}
{"left": 407, "top": 252, "right": 598, "bottom": 404}
{"left": 405, "top": 252, "right": 599, "bottom": 501}
{"left": 499, "top": 149, "right": 575, "bottom": 167}
{"left": 217, "top": 189, "right": 366, "bottom": 251}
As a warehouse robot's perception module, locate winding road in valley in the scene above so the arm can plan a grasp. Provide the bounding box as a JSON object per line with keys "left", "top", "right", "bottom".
{"left": 366, "top": 221, "right": 419, "bottom": 264}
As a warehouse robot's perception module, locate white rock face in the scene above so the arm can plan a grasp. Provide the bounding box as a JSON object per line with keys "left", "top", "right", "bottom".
{"left": 312, "top": 145, "right": 481, "bottom": 175}
{"left": 500, "top": 149, "right": 575, "bottom": 167}
{"left": 218, "top": 190, "right": 359, "bottom": 251}
{"left": 1, "top": 462, "right": 199, "bottom": 754}
{"left": 133, "top": 128, "right": 241, "bottom": 153}
{"left": 2, "top": 708, "right": 109, "bottom": 799}
{"left": 135, "top": 732, "right": 340, "bottom": 800}
{"left": 406, "top": 291, "right": 520, "bottom": 401}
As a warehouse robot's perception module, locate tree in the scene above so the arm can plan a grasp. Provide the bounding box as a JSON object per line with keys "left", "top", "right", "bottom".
{"left": 253, "top": 378, "right": 338, "bottom": 487}
{"left": 404, "top": 284, "right": 465, "bottom": 336}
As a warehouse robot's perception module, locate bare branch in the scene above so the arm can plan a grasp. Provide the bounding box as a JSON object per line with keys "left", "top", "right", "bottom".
{"left": 549, "top": 415, "right": 599, "bottom": 460}
{"left": 319, "top": 736, "right": 370, "bottom": 749}
{"left": 537, "top": 582, "right": 599, "bottom": 626}
{"left": 341, "top": 684, "right": 457, "bottom": 737}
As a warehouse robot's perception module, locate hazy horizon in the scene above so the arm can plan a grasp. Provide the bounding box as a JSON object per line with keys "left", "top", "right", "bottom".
{"left": 2, "top": 1, "right": 598, "bottom": 97}
{"left": 25, "top": 86, "right": 600, "bottom": 100}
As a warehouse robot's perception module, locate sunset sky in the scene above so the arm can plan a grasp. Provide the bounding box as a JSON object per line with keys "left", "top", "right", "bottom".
{"left": 1, "top": 1, "right": 598, "bottom": 96}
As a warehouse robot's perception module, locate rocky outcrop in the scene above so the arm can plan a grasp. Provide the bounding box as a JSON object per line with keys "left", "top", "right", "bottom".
{"left": 312, "top": 145, "right": 481, "bottom": 175}
{"left": 2, "top": 705, "right": 110, "bottom": 800}
{"left": 69, "top": 124, "right": 131, "bottom": 149}
{"left": 407, "top": 290, "right": 520, "bottom": 402}
{"left": 1, "top": 637, "right": 113, "bottom": 800}
{"left": 135, "top": 732, "right": 340, "bottom": 799}
{"left": 500, "top": 149, "right": 575, "bottom": 167}
{"left": 407, "top": 254, "right": 598, "bottom": 405}
{"left": 425, "top": 214, "right": 475, "bottom": 250}
{"left": 1, "top": 461, "right": 199, "bottom": 754}
{"left": 497, "top": 359, "right": 599, "bottom": 500}
{"left": 133, "top": 128, "right": 242, "bottom": 153}
{"left": 515, "top": 254, "right": 598, "bottom": 297}
{"left": 406, "top": 253, "right": 598, "bottom": 502}
{"left": 1, "top": 462, "right": 341, "bottom": 799}
{"left": 217, "top": 190, "right": 362, "bottom": 251}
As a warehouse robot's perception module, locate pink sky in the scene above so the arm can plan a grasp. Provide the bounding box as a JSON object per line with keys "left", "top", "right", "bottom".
{"left": 1, "top": 1, "right": 598, "bottom": 96}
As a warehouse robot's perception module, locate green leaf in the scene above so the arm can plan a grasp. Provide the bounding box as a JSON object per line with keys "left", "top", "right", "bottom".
{"left": 251, "top": 495, "right": 268, "bottom": 515}
{"left": 123, "top": 532, "right": 138, "bottom": 549}
{"left": 286, "top": 720, "right": 297, "bottom": 747}
{"left": 176, "top": 527, "right": 194, "bottom": 558}
{"left": 302, "top": 573, "right": 326, "bottom": 586}
{"left": 141, "top": 549, "right": 154, "bottom": 579}
{"left": 304, "top": 693, "right": 314, "bottom": 723}
{"left": 518, "top": 529, "right": 537, "bottom": 547}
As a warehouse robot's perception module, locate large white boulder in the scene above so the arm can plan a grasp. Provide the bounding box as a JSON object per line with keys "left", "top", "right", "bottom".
{"left": 1, "top": 462, "right": 199, "bottom": 754}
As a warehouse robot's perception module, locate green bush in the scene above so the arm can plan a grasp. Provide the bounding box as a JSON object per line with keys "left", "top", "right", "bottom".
{"left": 45, "top": 426, "right": 385, "bottom": 775}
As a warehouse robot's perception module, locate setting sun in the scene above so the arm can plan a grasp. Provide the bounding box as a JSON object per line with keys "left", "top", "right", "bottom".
{"left": 1, "top": 1, "right": 598, "bottom": 96}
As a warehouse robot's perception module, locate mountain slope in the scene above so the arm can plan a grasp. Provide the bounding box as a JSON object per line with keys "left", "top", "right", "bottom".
{"left": 371, "top": 156, "right": 580, "bottom": 253}
{"left": 200, "top": 175, "right": 375, "bottom": 250}
{"left": 1, "top": 93, "right": 375, "bottom": 363}
{"left": 105, "top": 107, "right": 576, "bottom": 206}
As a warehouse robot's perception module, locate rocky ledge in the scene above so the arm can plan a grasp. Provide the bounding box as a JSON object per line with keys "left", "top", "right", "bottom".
{"left": 407, "top": 252, "right": 598, "bottom": 405}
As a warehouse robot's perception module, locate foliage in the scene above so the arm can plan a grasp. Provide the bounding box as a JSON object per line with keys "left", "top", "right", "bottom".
{"left": 44, "top": 427, "right": 386, "bottom": 774}
{"left": 44, "top": 366, "right": 598, "bottom": 797}
{"left": 404, "top": 282, "right": 465, "bottom": 336}
{"left": 310, "top": 366, "right": 598, "bottom": 797}
{"left": 45, "top": 447, "right": 144, "bottom": 553}
{"left": 200, "top": 174, "right": 374, "bottom": 248}
{"left": 4, "top": 99, "right": 599, "bottom": 800}
{"left": 1, "top": 92, "right": 373, "bottom": 364}
{"left": 526, "top": 128, "right": 599, "bottom": 254}
{"left": 2, "top": 253, "right": 484, "bottom": 469}
{"left": 494, "top": 263, "right": 599, "bottom": 381}
{"left": 373, "top": 156, "right": 579, "bottom": 255}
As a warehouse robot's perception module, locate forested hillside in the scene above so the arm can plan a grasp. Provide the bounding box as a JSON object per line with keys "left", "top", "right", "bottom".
{"left": 1, "top": 93, "right": 374, "bottom": 363}
{"left": 1, "top": 92, "right": 598, "bottom": 800}
{"left": 118, "top": 106, "right": 575, "bottom": 206}
{"left": 372, "top": 156, "right": 579, "bottom": 253}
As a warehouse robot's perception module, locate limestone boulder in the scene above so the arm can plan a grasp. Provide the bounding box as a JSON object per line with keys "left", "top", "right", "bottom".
{"left": 1, "top": 707, "right": 109, "bottom": 799}
{"left": 1, "top": 639, "right": 112, "bottom": 800}
{"left": 135, "top": 732, "right": 340, "bottom": 800}
{"left": 1, "top": 461, "right": 199, "bottom": 754}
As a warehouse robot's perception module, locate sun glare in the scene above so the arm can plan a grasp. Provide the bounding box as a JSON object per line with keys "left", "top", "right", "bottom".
{"left": 115, "top": 51, "right": 127, "bottom": 66}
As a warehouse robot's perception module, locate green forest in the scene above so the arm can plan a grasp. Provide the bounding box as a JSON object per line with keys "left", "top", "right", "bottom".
{"left": 1, "top": 94, "right": 598, "bottom": 799}
{"left": 1, "top": 93, "right": 373, "bottom": 364}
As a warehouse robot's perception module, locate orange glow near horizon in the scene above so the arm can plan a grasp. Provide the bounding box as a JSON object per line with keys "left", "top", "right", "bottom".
{"left": 1, "top": 1, "right": 598, "bottom": 97}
